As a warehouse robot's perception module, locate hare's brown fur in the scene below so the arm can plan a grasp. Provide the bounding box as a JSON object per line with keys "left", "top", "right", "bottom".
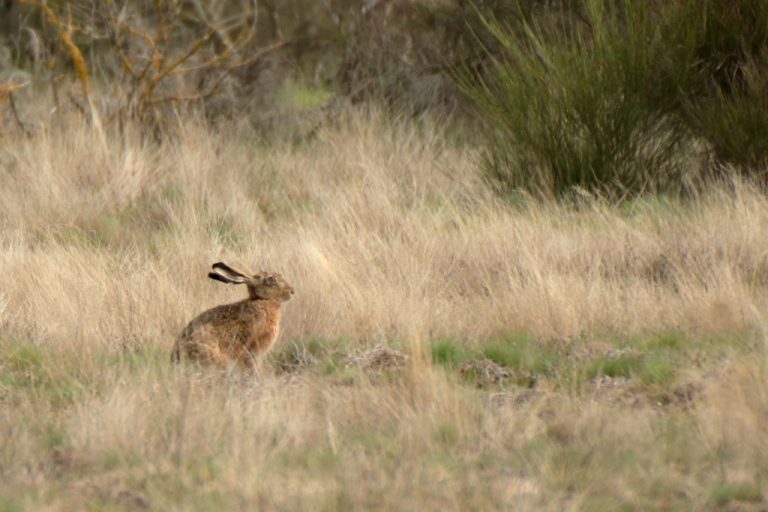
{"left": 172, "top": 262, "right": 294, "bottom": 370}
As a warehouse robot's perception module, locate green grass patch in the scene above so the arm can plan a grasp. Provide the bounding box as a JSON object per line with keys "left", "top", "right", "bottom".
{"left": 580, "top": 492, "right": 637, "bottom": 512}
{"left": 0, "top": 497, "right": 23, "bottom": 512}
{"left": 637, "top": 357, "right": 676, "bottom": 386}
{"left": 431, "top": 338, "right": 476, "bottom": 368}
{"left": 587, "top": 352, "right": 645, "bottom": 380}
{"left": 711, "top": 482, "right": 763, "bottom": 507}
{"left": 322, "top": 352, "right": 346, "bottom": 376}
{"left": 100, "top": 451, "right": 123, "bottom": 471}
{"left": 347, "top": 429, "right": 402, "bottom": 460}
{"left": 586, "top": 331, "right": 688, "bottom": 386}
{"left": 55, "top": 226, "right": 110, "bottom": 248}
{"left": 698, "top": 331, "right": 759, "bottom": 357}
{"left": 2, "top": 343, "right": 55, "bottom": 391}
{"left": 106, "top": 345, "right": 171, "bottom": 375}
{"left": 6, "top": 343, "right": 46, "bottom": 374}
{"left": 426, "top": 329, "right": 755, "bottom": 392}
{"left": 433, "top": 422, "right": 460, "bottom": 447}
{"left": 273, "top": 330, "right": 758, "bottom": 394}
{"left": 592, "top": 330, "right": 758, "bottom": 388}
{"left": 482, "top": 333, "right": 558, "bottom": 376}
{"left": 276, "top": 446, "right": 339, "bottom": 472}
{"left": 586, "top": 350, "right": 676, "bottom": 386}
{"left": 161, "top": 183, "right": 185, "bottom": 205}
{"left": 1, "top": 342, "right": 86, "bottom": 407}
{"left": 42, "top": 423, "right": 67, "bottom": 451}
{"left": 638, "top": 331, "right": 685, "bottom": 352}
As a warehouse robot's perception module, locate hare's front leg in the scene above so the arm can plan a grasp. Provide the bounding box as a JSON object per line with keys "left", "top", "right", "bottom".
{"left": 236, "top": 347, "right": 264, "bottom": 374}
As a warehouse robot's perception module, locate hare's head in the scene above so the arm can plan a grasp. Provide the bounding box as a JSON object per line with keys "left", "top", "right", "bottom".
{"left": 208, "top": 262, "right": 295, "bottom": 302}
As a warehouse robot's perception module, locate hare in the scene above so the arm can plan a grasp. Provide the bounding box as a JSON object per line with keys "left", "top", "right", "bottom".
{"left": 172, "top": 262, "right": 295, "bottom": 370}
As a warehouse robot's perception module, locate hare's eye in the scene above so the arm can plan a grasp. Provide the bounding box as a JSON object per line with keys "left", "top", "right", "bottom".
{"left": 265, "top": 276, "right": 278, "bottom": 286}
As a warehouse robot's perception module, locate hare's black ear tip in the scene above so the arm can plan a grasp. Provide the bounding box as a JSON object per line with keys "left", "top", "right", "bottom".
{"left": 211, "top": 261, "right": 226, "bottom": 270}
{"left": 208, "top": 272, "right": 229, "bottom": 283}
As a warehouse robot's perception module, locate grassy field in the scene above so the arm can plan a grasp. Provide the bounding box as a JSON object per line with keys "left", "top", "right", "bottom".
{"left": 1, "top": 106, "right": 768, "bottom": 511}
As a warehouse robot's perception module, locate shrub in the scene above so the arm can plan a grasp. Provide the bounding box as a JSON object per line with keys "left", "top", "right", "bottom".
{"left": 461, "top": 0, "right": 768, "bottom": 195}
{"left": 684, "top": 58, "right": 768, "bottom": 174}
{"left": 459, "top": 0, "right": 700, "bottom": 198}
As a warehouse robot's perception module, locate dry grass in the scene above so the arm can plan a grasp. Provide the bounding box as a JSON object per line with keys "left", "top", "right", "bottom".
{"left": 1, "top": 104, "right": 768, "bottom": 510}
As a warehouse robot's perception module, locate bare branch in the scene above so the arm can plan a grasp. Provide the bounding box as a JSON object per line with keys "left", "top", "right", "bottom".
{"left": 9, "top": 92, "right": 33, "bottom": 138}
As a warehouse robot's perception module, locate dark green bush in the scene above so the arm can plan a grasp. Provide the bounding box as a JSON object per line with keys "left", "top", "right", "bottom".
{"left": 685, "top": 60, "right": 768, "bottom": 174}
{"left": 460, "top": 0, "right": 768, "bottom": 196}
{"left": 459, "top": 0, "right": 702, "bottom": 198}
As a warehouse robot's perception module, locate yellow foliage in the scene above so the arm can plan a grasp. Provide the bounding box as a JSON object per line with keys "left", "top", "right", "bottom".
{"left": 19, "top": 0, "right": 92, "bottom": 98}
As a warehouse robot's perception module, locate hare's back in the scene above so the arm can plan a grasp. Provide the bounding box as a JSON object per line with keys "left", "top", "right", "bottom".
{"left": 179, "top": 300, "right": 264, "bottom": 339}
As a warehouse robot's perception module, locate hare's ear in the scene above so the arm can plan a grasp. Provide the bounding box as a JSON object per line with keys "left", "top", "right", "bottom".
{"left": 212, "top": 262, "right": 248, "bottom": 279}
{"left": 209, "top": 262, "right": 249, "bottom": 285}
{"left": 208, "top": 272, "right": 242, "bottom": 284}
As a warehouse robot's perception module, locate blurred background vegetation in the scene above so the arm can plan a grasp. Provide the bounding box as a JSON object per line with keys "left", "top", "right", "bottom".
{"left": 2, "top": 0, "right": 768, "bottom": 198}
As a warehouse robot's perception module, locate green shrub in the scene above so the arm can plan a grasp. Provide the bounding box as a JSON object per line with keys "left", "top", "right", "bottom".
{"left": 459, "top": 0, "right": 768, "bottom": 195}
{"left": 459, "top": 0, "right": 699, "bottom": 198}
{"left": 587, "top": 333, "right": 681, "bottom": 386}
{"left": 688, "top": 0, "right": 768, "bottom": 95}
{"left": 685, "top": 60, "right": 768, "bottom": 173}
